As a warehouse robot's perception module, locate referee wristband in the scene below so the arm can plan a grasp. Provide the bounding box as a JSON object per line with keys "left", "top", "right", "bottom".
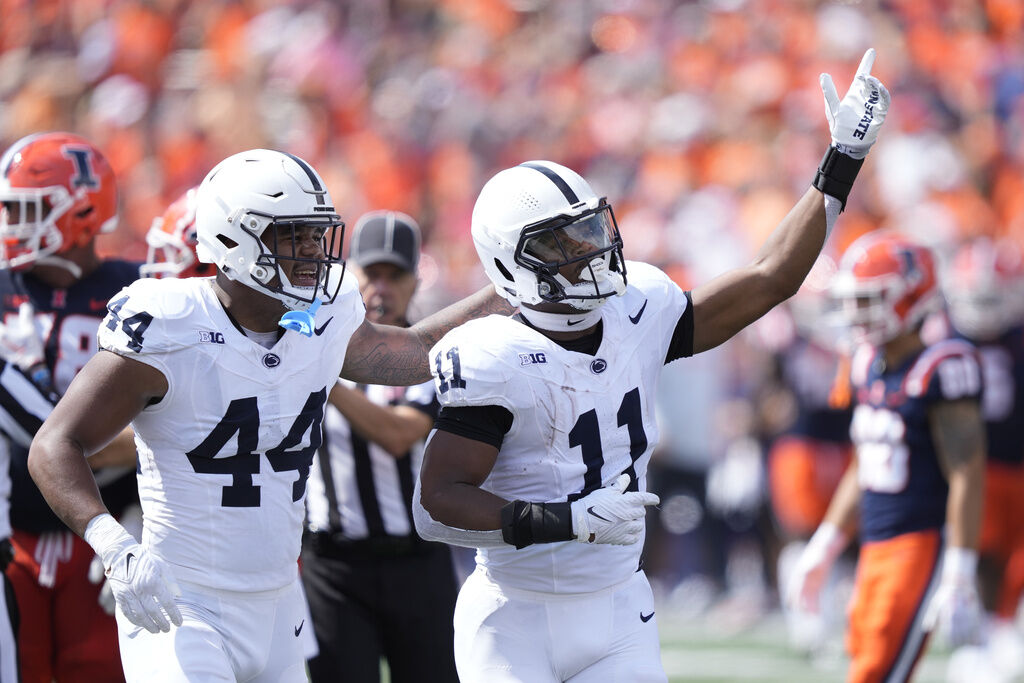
{"left": 500, "top": 500, "right": 574, "bottom": 549}
{"left": 812, "top": 145, "right": 865, "bottom": 211}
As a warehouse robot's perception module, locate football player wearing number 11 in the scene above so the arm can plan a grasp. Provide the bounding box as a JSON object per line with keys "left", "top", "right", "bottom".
{"left": 414, "top": 49, "right": 890, "bottom": 682}
{"left": 26, "top": 149, "right": 514, "bottom": 682}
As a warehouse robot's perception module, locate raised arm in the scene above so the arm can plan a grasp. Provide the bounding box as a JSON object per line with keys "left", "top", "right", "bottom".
{"left": 691, "top": 49, "right": 890, "bottom": 354}
{"left": 341, "top": 284, "right": 514, "bottom": 385}
{"left": 691, "top": 187, "right": 826, "bottom": 353}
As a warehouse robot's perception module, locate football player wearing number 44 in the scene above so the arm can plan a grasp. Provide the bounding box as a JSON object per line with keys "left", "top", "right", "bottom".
{"left": 414, "top": 49, "right": 890, "bottom": 683}
{"left": 26, "top": 148, "right": 514, "bottom": 682}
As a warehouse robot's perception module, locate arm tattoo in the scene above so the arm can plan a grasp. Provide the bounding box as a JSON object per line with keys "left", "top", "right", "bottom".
{"left": 930, "top": 400, "right": 986, "bottom": 473}
{"left": 342, "top": 286, "right": 514, "bottom": 386}
{"left": 412, "top": 286, "right": 515, "bottom": 351}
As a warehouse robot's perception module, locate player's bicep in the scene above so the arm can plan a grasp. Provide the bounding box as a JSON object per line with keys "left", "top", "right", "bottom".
{"left": 39, "top": 350, "right": 166, "bottom": 456}
{"left": 928, "top": 399, "right": 986, "bottom": 477}
{"left": 689, "top": 263, "right": 782, "bottom": 354}
{"left": 421, "top": 429, "right": 499, "bottom": 493}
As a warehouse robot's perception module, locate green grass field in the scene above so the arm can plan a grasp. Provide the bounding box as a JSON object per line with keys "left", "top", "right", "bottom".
{"left": 659, "top": 609, "right": 952, "bottom": 683}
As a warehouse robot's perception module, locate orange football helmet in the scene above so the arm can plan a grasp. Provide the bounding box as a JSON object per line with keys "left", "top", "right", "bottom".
{"left": 831, "top": 233, "right": 941, "bottom": 346}
{"left": 945, "top": 237, "right": 1024, "bottom": 341}
{"left": 0, "top": 132, "right": 118, "bottom": 270}
{"left": 141, "top": 186, "right": 214, "bottom": 279}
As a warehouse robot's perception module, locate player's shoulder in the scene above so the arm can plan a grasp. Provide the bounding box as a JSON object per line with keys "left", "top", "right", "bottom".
{"left": 99, "top": 278, "right": 213, "bottom": 357}
{"left": 434, "top": 315, "right": 529, "bottom": 358}
{"left": 431, "top": 315, "right": 536, "bottom": 405}
{"left": 609, "top": 261, "right": 688, "bottom": 324}
{"left": 904, "top": 338, "right": 981, "bottom": 399}
{"left": 321, "top": 267, "right": 364, "bottom": 327}
{"left": 623, "top": 261, "right": 684, "bottom": 300}
{"left": 108, "top": 277, "right": 208, "bottom": 321}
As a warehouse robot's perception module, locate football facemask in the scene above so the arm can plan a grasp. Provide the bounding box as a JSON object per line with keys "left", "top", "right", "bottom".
{"left": 245, "top": 211, "right": 345, "bottom": 307}
{"left": 514, "top": 202, "right": 626, "bottom": 308}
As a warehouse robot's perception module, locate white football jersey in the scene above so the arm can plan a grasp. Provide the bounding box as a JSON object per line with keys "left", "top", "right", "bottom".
{"left": 429, "top": 262, "right": 688, "bottom": 593}
{"left": 98, "top": 274, "right": 364, "bottom": 591}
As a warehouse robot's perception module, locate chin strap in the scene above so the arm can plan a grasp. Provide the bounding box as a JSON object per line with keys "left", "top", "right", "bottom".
{"left": 35, "top": 255, "right": 83, "bottom": 280}
{"left": 519, "top": 306, "right": 602, "bottom": 332}
{"left": 279, "top": 298, "right": 322, "bottom": 337}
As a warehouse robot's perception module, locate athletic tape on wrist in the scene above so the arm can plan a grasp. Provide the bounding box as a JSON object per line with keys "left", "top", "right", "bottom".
{"left": 500, "top": 500, "right": 574, "bottom": 549}
{"left": 812, "top": 146, "right": 865, "bottom": 211}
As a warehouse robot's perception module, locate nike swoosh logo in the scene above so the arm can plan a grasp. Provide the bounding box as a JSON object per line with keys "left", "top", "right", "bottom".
{"left": 629, "top": 300, "right": 648, "bottom": 325}
{"left": 294, "top": 620, "right": 304, "bottom": 637}
{"left": 125, "top": 552, "right": 135, "bottom": 576}
{"left": 640, "top": 611, "right": 655, "bottom": 623}
{"left": 566, "top": 318, "right": 585, "bottom": 326}
{"left": 313, "top": 317, "right": 334, "bottom": 336}
{"left": 587, "top": 506, "right": 612, "bottom": 523}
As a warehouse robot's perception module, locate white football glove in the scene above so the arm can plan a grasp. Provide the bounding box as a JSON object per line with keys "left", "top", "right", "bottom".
{"left": 84, "top": 513, "right": 182, "bottom": 634}
{"left": 0, "top": 302, "right": 45, "bottom": 372}
{"left": 569, "top": 474, "right": 660, "bottom": 545}
{"left": 785, "top": 522, "right": 848, "bottom": 613}
{"left": 922, "top": 547, "right": 983, "bottom": 647}
{"left": 820, "top": 48, "right": 891, "bottom": 159}
{"left": 89, "top": 505, "right": 144, "bottom": 616}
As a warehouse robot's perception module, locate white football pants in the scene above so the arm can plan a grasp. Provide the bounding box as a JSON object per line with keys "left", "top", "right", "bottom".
{"left": 454, "top": 566, "right": 667, "bottom": 682}
{"left": 115, "top": 578, "right": 308, "bottom": 682}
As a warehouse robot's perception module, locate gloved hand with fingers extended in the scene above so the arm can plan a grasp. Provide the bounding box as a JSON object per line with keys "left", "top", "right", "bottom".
{"left": 569, "top": 474, "right": 660, "bottom": 545}
{"left": 922, "top": 547, "right": 982, "bottom": 647}
{"left": 785, "top": 522, "right": 848, "bottom": 613}
{"left": 84, "top": 513, "right": 182, "bottom": 634}
{"left": 89, "top": 504, "right": 144, "bottom": 616}
{"left": 820, "top": 48, "right": 891, "bottom": 159}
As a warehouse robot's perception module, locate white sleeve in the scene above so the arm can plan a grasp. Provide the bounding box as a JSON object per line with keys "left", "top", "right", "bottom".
{"left": 824, "top": 194, "right": 843, "bottom": 241}
{"left": 412, "top": 476, "right": 507, "bottom": 549}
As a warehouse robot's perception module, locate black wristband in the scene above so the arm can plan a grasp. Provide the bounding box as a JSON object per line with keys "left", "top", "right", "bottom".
{"left": 812, "top": 145, "right": 865, "bottom": 211}
{"left": 500, "top": 500, "right": 574, "bottom": 549}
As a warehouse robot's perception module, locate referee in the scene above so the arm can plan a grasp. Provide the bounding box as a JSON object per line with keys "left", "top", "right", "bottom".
{"left": 302, "top": 211, "right": 459, "bottom": 683}
{"left": 0, "top": 356, "right": 62, "bottom": 682}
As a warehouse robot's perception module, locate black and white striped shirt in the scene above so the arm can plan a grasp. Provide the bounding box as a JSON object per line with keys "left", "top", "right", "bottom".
{"left": 0, "top": 358, "right": 57, "bottom": 540}
{"left": 306, "top": 379, "right": 438, "bottom": 540}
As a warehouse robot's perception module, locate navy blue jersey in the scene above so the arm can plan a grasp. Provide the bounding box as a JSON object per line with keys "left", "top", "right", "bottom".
{"left": 778, "top": 337, "right": 853, "bottom": 443}
{"left": 957, "top": 327, "right": 1024, "bottom": 467}
{"left": 850, "top": 339, "right": 983, "bottom": 543}
{"left": 0, "top": 260, "right": 141, "bottom": 533}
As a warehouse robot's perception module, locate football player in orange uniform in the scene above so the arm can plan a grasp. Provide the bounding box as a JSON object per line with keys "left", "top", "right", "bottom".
{"left": 945, "top": 237, "right": 1024, "bottom": 622}
{"left": 0, "top": 132, "right": 142, "bottom": 683}
{"left": 787, "top": 233, "right": 986, "bottom": 683}
{"left": 140, "top": 186, "right": 214, "bottom": 280}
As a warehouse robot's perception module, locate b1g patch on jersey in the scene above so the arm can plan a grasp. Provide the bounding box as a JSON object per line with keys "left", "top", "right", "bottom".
{"left": 519, "top": 352, "right": 547, "bottom": 366}
{"left": 198, "top": 330, "right": 225, "bottom": 344}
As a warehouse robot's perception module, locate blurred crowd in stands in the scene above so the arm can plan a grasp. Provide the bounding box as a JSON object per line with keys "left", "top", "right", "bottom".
{"left": 4, "top": 0, "right": 1024, "bottom": 648}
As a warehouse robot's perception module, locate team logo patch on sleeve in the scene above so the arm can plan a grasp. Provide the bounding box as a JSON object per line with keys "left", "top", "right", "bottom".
{"left": 519, "top": 352, "right": 547, "bottom": 366}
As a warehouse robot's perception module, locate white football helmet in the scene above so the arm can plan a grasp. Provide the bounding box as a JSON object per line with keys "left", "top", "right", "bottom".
{"left": 195, "top": 149, "right": 344, "bottom": 311}
{"left": 471, "top": 160, "right": 626, "bottom": 311}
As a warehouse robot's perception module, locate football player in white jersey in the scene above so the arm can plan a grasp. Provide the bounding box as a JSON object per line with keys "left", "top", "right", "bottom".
{"left": 414, "top": 50, "right": 891, "bottom": 682}
{"left": 24, "top": 149, "right": 513, "bottom": 682}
